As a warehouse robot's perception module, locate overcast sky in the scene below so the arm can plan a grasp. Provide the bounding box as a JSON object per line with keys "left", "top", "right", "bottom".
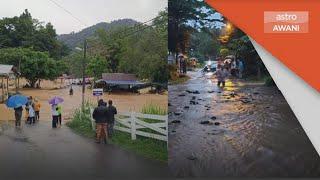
{"left": 0, "top": 0, "right": 167, "bottom": 34}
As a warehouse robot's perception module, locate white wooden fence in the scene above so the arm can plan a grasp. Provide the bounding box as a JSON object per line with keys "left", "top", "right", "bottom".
{"left": 90, "top": 108, "right": 168, "bottom": 142}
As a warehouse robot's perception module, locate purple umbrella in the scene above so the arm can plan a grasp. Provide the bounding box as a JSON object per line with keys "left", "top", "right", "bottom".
{"left": 48, "top": 96, "right": 64, "bottom": 105}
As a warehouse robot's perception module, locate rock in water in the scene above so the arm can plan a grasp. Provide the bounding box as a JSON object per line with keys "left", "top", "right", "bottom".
{"left": 190, "top": 100, "right": 196, "bottom": 105}
{"left": 184, "top": 106, "right": 190, "bottom": 109}
{"left": 214, "top": 122, "right": 220, "bottom": 126}
{"left": 174, "top": 112, "right": 182, "bottom": 116}
{"left": 178, "top": 94, "right": 186, "bottom": 97}
{"left": 210, "top": 116, "right": 217, "bottom": 120}
{"left": 200, "top": 120, "right": 210, "bottom": 124}
{"left": 171, "top": 120, "right": 181, "bottom": 123}
{"left": 193, "top": 90, "right": 200, "bottom": 94}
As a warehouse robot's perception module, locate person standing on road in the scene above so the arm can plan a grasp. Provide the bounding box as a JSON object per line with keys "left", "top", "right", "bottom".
{"left": 69, "top": 86, "right": 73, "bottom": 96}
{"left": 34, "top": 99, "right": 41, "bottom": 121}
{"left": 215, "top": 66, "right": 229, "bottom": 87}
{"left": 107, "top": 100, "right": 117, "bottom": 138}
{"left": 51, "top": 104, "right": 59, "bottom": 128}
{"left": 14, "top": 106, "right": 23, "bottom": 127}
{"left": 238, "top": 59, "right": 244, "bottom": 78}
{"left": 57, "top": 104, "right": 62, "bottom": 127}
{"left": 92, "top": 99, "right": 108, "bottom": 144}
{"left": 28, "top": 104, "right": 36, "bottom": 124}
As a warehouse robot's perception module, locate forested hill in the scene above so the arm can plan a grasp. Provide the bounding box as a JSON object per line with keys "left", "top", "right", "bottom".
{"left": 57, "top": 19, "right": 138, "bottom": 48}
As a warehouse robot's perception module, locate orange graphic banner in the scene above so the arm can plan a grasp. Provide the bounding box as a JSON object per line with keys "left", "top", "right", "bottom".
{"left": 206, "top": 0, "right": 320, "bottom": 92}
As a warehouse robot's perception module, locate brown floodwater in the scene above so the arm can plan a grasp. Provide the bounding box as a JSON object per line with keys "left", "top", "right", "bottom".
{"left": 0, "top": 79, "right": 167, "bottom": 121}
{"left": 168, "top": 70, "right": 320, "bottom": 177}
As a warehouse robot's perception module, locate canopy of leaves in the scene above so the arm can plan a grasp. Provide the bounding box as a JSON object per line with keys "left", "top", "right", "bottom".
{"left": 0, "top": 48, "right": 66, "bottom": 87}
{"left": 168, "top": 0, "right": 222, "bottom": 54}
{"left": 0, "top": 9, "right": 70, "bottom": 59}
{"left": 63, "top": 10, "right": 168, "bottom": 83}
{"left": 189, "top": 29, "right": 220, "bottom": 62}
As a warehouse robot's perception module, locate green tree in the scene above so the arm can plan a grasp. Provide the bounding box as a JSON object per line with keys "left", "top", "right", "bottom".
{"left": 189, "top": 29, "right": 220, "bottom": 62}
{"left": 0, "top": 48, "right": 65, "bottom": 87}
{"left": 168, "top": 0, "right": 222, "bottom": 57}
{"left": 0, "top": 9, "right": 70, "bottom": 59}
{"left": 219, "top": 48, "right": 229, "bottom": 58}
{"left": 86, "top": 56, "right": 110, "bottom": 79}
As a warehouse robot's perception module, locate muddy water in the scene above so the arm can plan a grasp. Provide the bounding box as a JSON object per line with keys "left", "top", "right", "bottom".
{"left": 0, "top": 80, "right": 167, "bottom": 121}
{"left": 168, "top": 70, "right": 320, "bottom": 177}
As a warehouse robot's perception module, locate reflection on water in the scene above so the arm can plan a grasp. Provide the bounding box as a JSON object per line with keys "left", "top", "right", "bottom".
{"left": 169, "top": 70, "right": 320, "bottom": 177}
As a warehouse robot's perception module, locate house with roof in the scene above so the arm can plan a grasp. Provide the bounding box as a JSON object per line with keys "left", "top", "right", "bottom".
{"left": 0, "top": 64, "right": 17, "bottom": 102}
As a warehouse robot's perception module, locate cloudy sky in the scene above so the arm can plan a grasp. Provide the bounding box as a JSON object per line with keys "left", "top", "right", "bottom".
{"left": 0, "top": 0, "right": 167, "bottom": 34}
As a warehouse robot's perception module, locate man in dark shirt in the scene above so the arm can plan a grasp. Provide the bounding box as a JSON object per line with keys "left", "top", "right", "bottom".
{"left": 107, "top": 100, "right": 117, "bottom": 138}
{"left": 92, "top": 99, "right": 108, "bottom": 144}
{"left": 14, "top": 106, "right": 23, "bottom": 127}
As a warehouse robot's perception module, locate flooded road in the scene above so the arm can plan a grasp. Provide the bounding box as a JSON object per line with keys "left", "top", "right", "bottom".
{"left": 1, "top": 80, "right": 167, "bottom": 122}
{"left": 0, "top": 121, "right": 168, "bottom": 179}
{"left": 168, "top": 70, "right": 320, "bottom": 177}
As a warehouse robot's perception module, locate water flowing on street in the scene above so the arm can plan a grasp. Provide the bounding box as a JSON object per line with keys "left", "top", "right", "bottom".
{"left": 168, "top": 69, "right": 320, "bottom": 177}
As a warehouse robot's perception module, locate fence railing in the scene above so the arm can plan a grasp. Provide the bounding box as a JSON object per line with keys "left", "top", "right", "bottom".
{"left": 89, "top": 108, "right": 168, "bottom": 142}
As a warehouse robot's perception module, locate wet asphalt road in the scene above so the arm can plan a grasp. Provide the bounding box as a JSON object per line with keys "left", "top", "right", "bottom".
{"left": 168, "top": 70, "right": 320, "bottom": 177}
{"left": 0, "top": 121, "right": 168, "bottom": 179}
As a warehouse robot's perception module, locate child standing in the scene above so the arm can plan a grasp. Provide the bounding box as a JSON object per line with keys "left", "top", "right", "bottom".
{"left": 28, "top": 105, "right": 36, "bottom": 124}
{"left": 34, "top": 99, "right": 41, "bottom": 121}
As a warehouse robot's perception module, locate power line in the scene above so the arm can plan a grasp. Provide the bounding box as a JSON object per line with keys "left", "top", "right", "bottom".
{"left": 47, "top": 0, "right": 88, "bottom": 27}
{"left": 111, "top": 14, "right": 166, "bottom": 39}
{"left": 120, "top": 19, "right": 166, "bottom": 39}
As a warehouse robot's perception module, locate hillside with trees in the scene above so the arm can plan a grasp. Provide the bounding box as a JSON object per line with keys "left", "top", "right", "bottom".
{"left": 57, "top": 19, "right": 138, "bottom": 49}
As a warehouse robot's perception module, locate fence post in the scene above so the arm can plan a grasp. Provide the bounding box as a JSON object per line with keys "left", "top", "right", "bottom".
{"left": 131, "top": 111, "right": 136, "bottom": 140}
{"left": 166, "top": 115, "right": 168, "bottom": 148}
{"left": 90, "top": 108, "right": 95, "bottom": 131}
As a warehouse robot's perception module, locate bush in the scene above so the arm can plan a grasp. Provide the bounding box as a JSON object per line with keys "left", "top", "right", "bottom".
{"left": 141, "top": 103, "right": 167, "bottom": 115}
{"left": 264, "top": 76, "right": 276, "bottom": 86}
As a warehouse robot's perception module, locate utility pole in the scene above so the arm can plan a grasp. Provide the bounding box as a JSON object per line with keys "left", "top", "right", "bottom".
{"left": 82, "top": 39, "right": 87, "bottom": 111}
{"left": 16, "top": 59, "right": 21, "bottom": 93}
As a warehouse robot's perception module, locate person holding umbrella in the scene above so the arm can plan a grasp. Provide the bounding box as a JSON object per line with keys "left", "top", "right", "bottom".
{"left": 14, "top": 106, "right": 23, "bottom": 127}
{"left": 6, "top": 95, "right": 28, "bottom": 128}
{"left": 48, "top": 96, "right": 64, "bottom": 128}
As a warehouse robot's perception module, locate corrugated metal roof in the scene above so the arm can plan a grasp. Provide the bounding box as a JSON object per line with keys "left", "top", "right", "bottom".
{"left": 97, "top": 79, "right": 145, "bottom": 85}
{"left": 0, "top": 64, "right": 14, "bottom": 76}
{"left": 102, "top": 73, "right": 138, "bottom": 81}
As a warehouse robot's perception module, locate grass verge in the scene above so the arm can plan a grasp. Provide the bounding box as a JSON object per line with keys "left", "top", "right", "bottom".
{"left": 66, "top": 103, "right": 168, "bottom": 162}
{"left": 169, "top": 74, "right": 190, "bottom": 85}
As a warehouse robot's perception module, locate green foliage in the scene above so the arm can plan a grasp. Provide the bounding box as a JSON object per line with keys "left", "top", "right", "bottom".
{"left": 57, "top": 19, "right": 138, "bottom": 49}
{"left": 0, "top": 48, "right": 65, "bottom": 87}
{"left": 168, "top": 0, "right": 222, "bottom": 54}
{"left": 0, "top": 9, "right": 70, "bottom": 59}
{"left": 141, "top": 103, "right": 167, "bottom": 116}
{"left": 219, "top": 48, "right": 229, "bottom": 58}
{"left": 224, "top": 28, "right": 268, "bottom": 78}
{"left": 264, "top": 75, "right": 276, "bottom": 86}
{"left": 86, "top": 56, "right": 110, "bottom": 79}
{"left": 189, "top": 30, "right": 220, "bottom": 62}
{"left": 67, "top": 107, "right": 95, "bottom": 138}
{"left": 82, "top": 10, "right": 168, "bottom": 83}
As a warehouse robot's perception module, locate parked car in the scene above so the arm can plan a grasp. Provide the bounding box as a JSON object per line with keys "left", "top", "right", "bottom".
{"left": 202, "top": 61, "right": 217, "bottom": 72}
